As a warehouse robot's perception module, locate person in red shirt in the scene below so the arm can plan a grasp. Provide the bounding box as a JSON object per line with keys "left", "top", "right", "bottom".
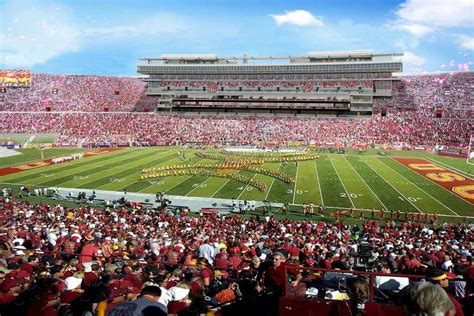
{"left": 20, "top": 254, "right": 39, "bottom": 275}
{"left": 80, "top": 235, "right": 99, "bottom": 270}
{"left": 60, "top": 274, "right": 84, "bottom": 304}
{"left": 262, "top": 252, "right": 301, "bottom": 296}
{"left": 214, "top": 251, "right": 233, "bottom": 270}
{"left": 198, "top": 257, "right": 214, "bottom": 287}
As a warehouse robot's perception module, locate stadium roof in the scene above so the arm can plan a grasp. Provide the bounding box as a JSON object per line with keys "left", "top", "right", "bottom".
{"left": 140, "top": 51, "right": 403, "bottom": 62}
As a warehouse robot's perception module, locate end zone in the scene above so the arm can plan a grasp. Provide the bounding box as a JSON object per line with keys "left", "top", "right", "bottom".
{"left": 394, "top": 157, "right": 474, "bottom": 205}
{"left": 0, "top": 148, "right": 121, "bottom": 177}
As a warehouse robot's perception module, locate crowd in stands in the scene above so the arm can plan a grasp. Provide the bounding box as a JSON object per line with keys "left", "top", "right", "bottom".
{"left": 0, "top": 72, "right": 472, "bottom": 153}
{"left": 373, "top": 72, "right": 473, "bottom": 119}
{"left": 0, "top": 112, "right": 471, "bottom": 153}
{"left": 1, "top": 72, "right": 471, "bottom": 117}
{"left": 0, "top": 74, "right": 152, "bottom": 112}
{"left": 0, "top": 197, "right": 472, "bottom": 315}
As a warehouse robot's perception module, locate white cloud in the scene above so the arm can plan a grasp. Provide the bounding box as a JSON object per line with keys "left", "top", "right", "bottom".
{"left": 394, "top": 0, "right": 473, "bottom": 37}
{"left": 401, "top": 51, "right": 426, "bottom": 67}
{"left": 269, "top": 10, "right": 324, "bottom": 27}
{"left": 396, "top": 23, "right": 433, "bottom": 37}
{"left": 0, "top": 1, "right": 81, "bottom": 67}
{"left": 397, "top": 0, "right": 473, "bottom": 28}
{"left": 459, "top": 36, "right": 474, "bottom": 51}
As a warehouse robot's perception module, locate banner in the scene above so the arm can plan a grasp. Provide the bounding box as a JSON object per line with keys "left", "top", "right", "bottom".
{"left": 0, "top": 70, "right": 32, "bottom": 87}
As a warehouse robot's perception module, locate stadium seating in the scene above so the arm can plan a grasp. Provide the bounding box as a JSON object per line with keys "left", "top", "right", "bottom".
{"left": 0, "top": 112, "right": 471, "bottom": 153}
{"left": 0, "top": 74, "right": 147, "bottom": 112}
{"left": 0, "top": 197, "right": 471, "bottom": 315}
{"left": 0, "top": 72, "right": 472, "bottom": 153}
{"left": 0, "top": 71, "right": 473, "bottom": 315}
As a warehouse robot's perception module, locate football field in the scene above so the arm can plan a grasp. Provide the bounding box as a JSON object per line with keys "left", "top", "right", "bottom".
{"left": 0, "top": 147, "right": 472, "bottom": 219}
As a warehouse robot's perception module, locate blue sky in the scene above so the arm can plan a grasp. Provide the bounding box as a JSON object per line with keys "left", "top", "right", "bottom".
{"left": 0, "top": 0, "right": 472, "bottom": 75}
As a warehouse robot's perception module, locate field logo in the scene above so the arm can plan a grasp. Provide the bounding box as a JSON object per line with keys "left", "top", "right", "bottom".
{"left": 0, "top": 148, "right": 122, "bottom": 177}
{"left": 396, "top": 158, "right": 473, "bottom": 204}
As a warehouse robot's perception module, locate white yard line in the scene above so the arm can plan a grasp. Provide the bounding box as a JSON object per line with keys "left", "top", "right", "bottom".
{"left": 210, "top": 179, "right": 231, "bottom": 198}
{"left": 328, "top": 155, "right": 355, "bottom": 208}
{"left": 237, "top": 173, "right": 258, "bottom": 200}
{"left": 314, "top": 159, "right": 324, "bottom": 206}
{"left": 343, "top": 156, "right": 388, "bottom": 210}
{"left": 264, "top": 163, "right": 282, "bottom": 201}
{"left": 163, "top": 175, "right": 194, "bottom": 193}
{"left": 426, "top": 157, "right": 473, "bottom": 180}
{"left": 390, "top": 159, "right": 463, "bottom": 215}
{"left": 185, "top": 177, "right": 211, "bottom": 196}
{"left": 363, "top": 158, "right": 423, "bottom": 213}
{"left": 292, "top": 162, "right": 298, "bottom": 204}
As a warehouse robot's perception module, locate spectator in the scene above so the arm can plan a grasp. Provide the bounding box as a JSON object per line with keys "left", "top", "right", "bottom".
{"left": 108, "top": 285, "right": 167, "bottom": 316}
{"left": 399, "top": 282, "right": 455, "bottom": 316}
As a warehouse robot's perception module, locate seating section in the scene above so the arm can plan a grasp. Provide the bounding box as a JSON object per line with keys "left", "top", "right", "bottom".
{"left": 0, "top": 113, "right": 471, "bottom": 153}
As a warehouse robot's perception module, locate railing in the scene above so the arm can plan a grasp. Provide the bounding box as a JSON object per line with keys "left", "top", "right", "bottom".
{"left": 283, "top": 265, "right": 427, "bottom": 301}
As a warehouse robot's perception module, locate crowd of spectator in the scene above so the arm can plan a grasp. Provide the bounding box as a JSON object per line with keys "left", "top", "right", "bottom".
{"left": 373, "top": 72, "right": 473, "bottom": 119}
{"left": 0, "top": 197, "right": 472, "bottom": 315}
{"left": 0, "top": 72, "right": 472, "bottom": 153}
{"left": 0, "top": 112, "right": 471, "bottom": 153}
{"left": 1, "top": 72, "right": 471, "bottom": 116}
{"left": 0, "top": 74, "right": 154, "bottom": 112}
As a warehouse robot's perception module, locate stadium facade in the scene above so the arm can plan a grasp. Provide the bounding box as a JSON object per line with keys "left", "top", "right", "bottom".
{"left": 137, "top": 50, "right": 403, "bottom": 116}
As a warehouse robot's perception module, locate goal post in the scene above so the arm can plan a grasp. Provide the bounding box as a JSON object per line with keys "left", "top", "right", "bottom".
{"left": 467, "top": 135, "right": 474, "bottom": 165}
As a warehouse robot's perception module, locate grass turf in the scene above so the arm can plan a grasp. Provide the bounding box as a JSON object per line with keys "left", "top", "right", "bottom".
{"left": 0, "top": 147, "right": 472, "bottom": 221}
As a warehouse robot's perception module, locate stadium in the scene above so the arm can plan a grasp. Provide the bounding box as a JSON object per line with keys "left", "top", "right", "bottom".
{"left": 0, "top": 2, "right": 473, "bottom": 315}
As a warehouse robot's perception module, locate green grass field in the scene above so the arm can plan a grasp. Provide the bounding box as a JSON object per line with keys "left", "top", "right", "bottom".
{"left": 0, "top": 147, "right": 472, "bottom": 220}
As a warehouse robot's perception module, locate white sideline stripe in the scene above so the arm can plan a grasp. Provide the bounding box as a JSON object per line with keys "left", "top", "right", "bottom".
{"left": 362, "top": 158, "right": 423, "bottom": 213}
{"left": 289, "top": 203, "right": 474, "bottom": 219}
{"left": 328, "top": 156, "right": 355, "bottom": 208}
{"left": 343, "top": 156, "right": 388, "bottom": 210}
{"left": 426, "top": 157, "right": 473, "bottom": 180}
{"left": 387, "top": 159, "right": 460, "bottom": 216}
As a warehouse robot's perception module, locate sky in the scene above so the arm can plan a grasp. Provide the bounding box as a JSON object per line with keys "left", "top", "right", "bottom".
{"left": 0, "top": 0, "right": 473, "bottom": 75}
